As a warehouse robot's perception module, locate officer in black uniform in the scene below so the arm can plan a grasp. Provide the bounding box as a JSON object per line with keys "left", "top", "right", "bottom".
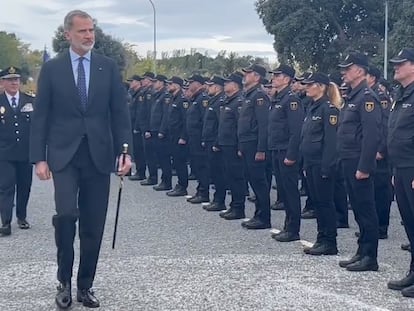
{"left": 136, "top": 72, "right": 157, "bottom": 186}
{"left": 366, "top": 66, "right": 392, "bottom": 239}
{"left": 202, "top": 76, "right": 227, "bottom": 211}
{"left": 165, "top": 77, "right": 189, "bottom": 197}
{"left": 148, "top": 75, "right": 173, "bottom": 191}
{"left": 127, "top": 75, "right": 147, "bottom": 181}
{"left": 0, "top": 67, "right": 33, "bottom": 236}
{"left": 337, "top": 52, "right": 381, "bottom": 272}
{"left": 236, "top": 64, "right": 271, "bottom": 229}
{"left": 300, "top": 72, "right": 340, "bottom": 255}
{"left": 218, "top": 72, "right": 246, "bottom": 219}
{"left": 268, "top": 64, "right": 304, "bottom": 241}
{"left": 387, "top": 48, "right": 414, "bottom": 297}
{"left": 186, "top": 74, "right": 210, "bottom": 203}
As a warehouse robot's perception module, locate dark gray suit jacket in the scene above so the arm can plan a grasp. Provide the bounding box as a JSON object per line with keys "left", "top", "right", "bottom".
{"left": 30, "top": 50, "right": 132, "bottom": 174}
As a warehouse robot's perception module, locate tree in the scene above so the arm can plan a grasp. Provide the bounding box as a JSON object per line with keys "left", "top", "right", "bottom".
{"left": 0, "top": 32, "right": 23, "bottom": 70}
{"left": 52, "top": 25, "right": 127, "bottom": 71}
{"left": 256, "top": 0, "right": 387, "bottom": 72}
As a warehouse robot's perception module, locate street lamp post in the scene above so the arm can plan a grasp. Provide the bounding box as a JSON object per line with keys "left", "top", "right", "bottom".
{"left": 384, "top": 0, "right": 389, "bottom": 79}
{"left": 148, "top": 0, "right": 157, "bottom": 74}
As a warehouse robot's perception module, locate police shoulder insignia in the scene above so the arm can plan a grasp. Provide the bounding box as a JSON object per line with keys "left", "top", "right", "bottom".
{"left": 381, "top": 100, "right": 388, "bottom": 109}
{"left": 365, "top": 101, "right": 375, "bottom": 112}
{"left": 183, "top": 102, "right": 189, "bottom": 109}
{"left": 257, "top": 98, "right": 264, "bottom": 106}
{"left": 0, "top": 106, "right": 5, "bottom": 114}
{"left": 290, "top": 102, "right": 298, "bottom": 111}
{"left": 202, "top": 100, "right": 209, "bottom": 108}
{"left": 329, "top": 115, "right": 338, "bottom": 125}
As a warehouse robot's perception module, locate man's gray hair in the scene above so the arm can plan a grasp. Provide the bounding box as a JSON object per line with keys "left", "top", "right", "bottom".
{"left": 63, "top": 10, "right": 93, "bottom": 31}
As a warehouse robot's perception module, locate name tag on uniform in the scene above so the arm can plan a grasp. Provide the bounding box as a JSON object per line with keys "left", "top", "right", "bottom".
{"left": 402, "top": 103, "right": 412, "bottom": 109}
{"left": 275, "top": 104, "right": 282, "bottom": 109}
{"left": 312, "top": 116, "right": 322, "bottom": 121}
{"left": 192, "top": 102, "right": 197, "bottom": 105}
{"left": 20, "top": 103, "right": 34, "bottom": 112}
{"left": 208, "top": 107, "right": 214, "bottom": 111}
{"left": 172, "top": 104, "right": 177, "bottom": 107}
{"left": 348, "top": 104, "right": 356, "bottom": 108}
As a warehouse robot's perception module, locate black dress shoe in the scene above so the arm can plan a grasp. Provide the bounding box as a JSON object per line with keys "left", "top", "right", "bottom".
{"left": 388, "top": 272, "right": 414, "bottom": 290}
{"left": 222, "top": 210, "right": 245, "bottom": 220}
{"left": 339, "top": 254, "right": 362, "bottom": 268}
{"left": 241, "top": 218, "right": 271, "bottom": 230}
{"left": 153, "top": 182, "right": 172, "bottom": 191}
{"left": 17, "top": 219, "right": 30, "bottom": 229}
{"left": 401, "top": 243, "right": 411, "bottom": 252}
{"left": 219, "top": 208, "right": 232, "bottom": 218}
{"left": 272, "top": 231, "right": 300, "bottom": 242}
{"left": 303, "top": 242, "right": 322, "bottom": 253}
{"left": 187, "top": 195, "right": 209, "bottom": 204}
{"left": 203, "top": 202, "right": 226, "bottom": 211}
{"left": 166, "top": 186, "right": 188, "bottom": 197}
{"left": 402, "top": 284, "right": 414, "bottom": 298}
{"left": 0, "top": 224, "right": 11, "bottom": 236}
{"left": 247, "top": 195, "right": 257, "bottom": 203}
{"left": 304, "top": 243, "right": 338, "bottom": 256}
{"left": 301, "top": 210, "right": 316, "bottom": 219}
{"left": 346, "top": 256, "right": 378, "bottom": 272}
{"left": 55, "top": 282, "right": 72, "bottom": 309}
{"left": 140, "top": 178, "right": 157, "bottom": 186}
{"left": 128, "top": 174, "right": 146, "bottom": 181}
{"left": 77, "top": 288, "right": 100, "bottom": 308}
{"left": 271, "top": 201, "right": 285, "bottom": 210}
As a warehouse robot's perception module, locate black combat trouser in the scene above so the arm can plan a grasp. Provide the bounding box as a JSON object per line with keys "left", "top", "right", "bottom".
{"left": 188, "top": 135, "right": 209, "bottom": 199}
{"left": 272, "top": 149, "right": 301, "bottom": 234}
{"left": 374, "top": 159, "right": 392, "bottom": 234}
{"left": 205, "top": 142, "right": 226, "bottom": 204}
{"left": 342, "top": 158, "right": 379, "bottom": 258}
{"left": 306, "top": 164, "right": 337, "bottom": 245}
{"left": 221, "top": 145, "right": 245, "bottom": 211}
{"left": 144, "top": 133, "right": 159, "bottom": 181}
{"left": 395, "top": 167, "right": 414, "bottom": 271}
{"left": 155, "top": 134, "right": 172, "bottom": 186}
{"left": 132, "top": 131, "right": 146, "bottom": 177}
{"left": 334, "top": 160, "right": 349, "bottom": 226}
{"left": 240, "top": 141, "right": 270, "bottom": 224}
{"left": 0, "top": 160, "right": 32, "bottom": 225}
{"left": 170, "top": 136, "right": 188, "bottom": 189}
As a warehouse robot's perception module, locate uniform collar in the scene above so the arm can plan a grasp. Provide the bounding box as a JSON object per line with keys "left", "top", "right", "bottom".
{"left": 397, "top": 81, "right": 414, "bottom": 101}
{"left": 244, "top": 83, "right": 261, "bottom": 97}
{"left": 5, "top": 91, "right": 19, "bottom": 103}
{"left": 274, "top": 86, "right": 291, "bottom": 101}
{"left": 348, "top": 80, "right": 368, "bottom": 100}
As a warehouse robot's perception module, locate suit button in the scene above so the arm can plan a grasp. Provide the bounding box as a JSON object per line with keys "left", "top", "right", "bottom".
{"left": 16, "top": 138, "right": 20, "bottom": 142}
{"left": 15, "top": 123, "right": 18, "bottom": 126}
{"left": 15, "top": 130, "right": 19, "bottom": 134}
{"left": 14, "top": 116, "right": 17, "bottom": 119}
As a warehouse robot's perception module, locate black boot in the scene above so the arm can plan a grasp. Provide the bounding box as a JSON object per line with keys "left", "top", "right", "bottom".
{"left": 166, "top": 185, "right": 188, "bottom": 197}
{"left": 388, "top": 271, "right": 414, "bottom": 290}
{"left": 77, "top": 288, "right": 100, "bottom": 308}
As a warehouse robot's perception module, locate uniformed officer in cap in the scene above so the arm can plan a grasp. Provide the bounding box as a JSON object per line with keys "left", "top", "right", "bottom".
{"left": 337, "top": 52, "right": 381, "bottom": 271}
{"left": 387, "top": 48, "right": 414, "bottom": 297}
{"left": 366, "top": 65, "right": 392, "bottom": 239}
{"left": 127, "top": 75, "right": 147, "bottom": 181}
{"left": 235, "top": 64, "right": 271, "bottom": 229}
{"left": 165, "top": 76, "right": 189, "bottom": 197}
{"left": 268, "top": 64, "right": 304, "bottom": 241}
{"left": 186, "top": 74, "right": 210, "bottom": 204}
{"left": 0, "top": 66, "right": 34, "bottom": 236}
{"left": 202, "top": 76, "right": 227, "bottom": 211}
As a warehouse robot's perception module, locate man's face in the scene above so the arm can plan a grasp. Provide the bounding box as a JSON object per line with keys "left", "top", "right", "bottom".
{"left": 189, "top": 81, "right": 201, "bottom": 93}
{"left": 2, "top": 77, "right": 20, "bottom": 95}
{"left": 394, "top": 61, "right": 414, "bottom": 83}
{"left": 65, "top": 16, "right": 95, "bottom": 55}
{"left": 130, "top": 80, "right": 140, "bottom": 91}
{"left": 243, "top": 71, "right": 256, "bottom": 86}
{"left": 271, "top": 73, "right": 289, "bottom": 89}
{"left": 341, "top": 65, "right": 363, "bottom": 85}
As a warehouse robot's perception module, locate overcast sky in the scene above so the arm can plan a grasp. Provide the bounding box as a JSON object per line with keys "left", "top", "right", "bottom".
{"left": 0, "top": 0, "right": 276, "bottom": 61}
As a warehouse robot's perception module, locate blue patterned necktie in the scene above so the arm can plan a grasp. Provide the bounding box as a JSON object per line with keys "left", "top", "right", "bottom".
{"left": 77, "top": 57, "right": 87, "bottom": 109}
{"left": 11, "top": 97, "right": 17, "bottom": 112}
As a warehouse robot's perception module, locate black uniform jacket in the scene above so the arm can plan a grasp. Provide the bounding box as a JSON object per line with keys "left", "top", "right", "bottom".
{"left": 237, "top": 84, "right": 269, "bottom": 152}
{"left": 268, "top": 86, "right": 303, "bottom": 161}
{"left": 202, "top": 92, "right": 224, "bottom": 144}
{"left": 186, "top": 89, "right": 209, "bottom": 140}
{"left": 337, "top": 80, "right": 381, "bottom": 174}
{"left": 150, "top": 88, "right": 169, "bottom": 133}
{"left": 0, "top": 92, "right": 34, "bottom": 161}
{"left": 167, "top": 90, "right": 188, "bottom": 142}
{"left": 388, "top": 82, "right": 414, "bottom": 169}
{"left": 30, "top": 50, "right": 132, "bottom": 174}
{"left": 218, "top": 91, "right": 243, "bottom": 147}
{"left": 300, "top": 96, "right": 339, "bottom": 176}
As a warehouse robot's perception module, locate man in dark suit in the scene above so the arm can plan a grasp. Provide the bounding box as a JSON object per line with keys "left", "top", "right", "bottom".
{"left": 30, "top": 10, "right": 132, "bottom": 309}
{"left": 0, "top": 66, "right": 34, "bottom": 236}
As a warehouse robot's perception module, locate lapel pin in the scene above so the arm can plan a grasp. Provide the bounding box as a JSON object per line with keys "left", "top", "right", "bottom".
{"left": 98, "top": 67, "right": 103, "bottom": 71}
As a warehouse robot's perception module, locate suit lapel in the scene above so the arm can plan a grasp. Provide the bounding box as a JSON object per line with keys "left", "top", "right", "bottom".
{"left": 87, "top": 52, "right": 102, "bottom": 110}
{"left": 60, "top": 50, "right": 84, "bottom": 111}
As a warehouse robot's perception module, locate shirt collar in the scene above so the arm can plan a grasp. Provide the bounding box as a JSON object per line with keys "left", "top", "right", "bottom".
{"left": 69, "top": 48, "right": 91, "bottom": 62}
{"left": 5, "top": 91, "right": 19, "bottom": 102}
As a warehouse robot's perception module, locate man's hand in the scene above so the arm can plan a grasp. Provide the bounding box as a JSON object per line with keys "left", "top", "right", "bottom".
{"left": 201, "top": 142, "right": 205, "bottom": 148}
{"left": 178, "top": 138, "right": 186, "bottom": 145}
{"left": 238, "top": 150, "right": 243, "bottom": 157}
{"left": 212, "top": 146, "right": 220, "bottom": 152}
{"left": 144, "top": 132, "right": 151, "bottom": 139}
{"left": 255, "top": 152, "right": 266, "bottom": 161}
{"left": 355, "top": 170, "right": 370, "bottom": 180}
{"left": 117, "top": 154, "right": 132, "bottom": 176}
{"left": 284, "top": 158, "right": 296, "bottom": 166}
{"left": 376, "top": 152, "right": 384, "bottom": 161}
{"left": 412, "top": 179, "right": 414, "bottom": 190}
{"left": 158, "top": 133, "right": 164, "bottom": 139}
{"left": 35, "top": 161, "right": 51, "bottom": 180}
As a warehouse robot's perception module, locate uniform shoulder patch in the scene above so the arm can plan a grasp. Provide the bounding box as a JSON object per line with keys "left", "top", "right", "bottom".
{"left": 365, "top": 101, "right": 375, "bottom": 112}
{"left": 290, "top": 102, "right": 298, "bottom": 111}
{"left": 381, "top": 100, "right": 388, "bottom": 109}
{"left": 257, "top": 98, "right": 264, "bottom": 106}
{"left": 202, "top": 100, "right": 209, "bottom": 108}
{"left": 329, "top": 115, "right": 338, "bottom": 125}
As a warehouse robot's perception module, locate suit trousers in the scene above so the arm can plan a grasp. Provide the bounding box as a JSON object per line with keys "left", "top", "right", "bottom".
{"left": 0, "top": 160, "right": 32, "bottom": 225}
{"left": 272, "top": 149, "right": 301, "bottom": 234}
{"left": 240, "top": 141, "right": 270, "bottom": 224}
{"left": 132, "top": 132, "right": 146, "bottom": 177}
{"left": 395, "top": 167, "right": 414, "bottom": 271}
{"left": 51, "top": 138, "right": 110, "bottom": 289}
{"left": 342, "top": 158, "right": 378, "bottom": 258}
